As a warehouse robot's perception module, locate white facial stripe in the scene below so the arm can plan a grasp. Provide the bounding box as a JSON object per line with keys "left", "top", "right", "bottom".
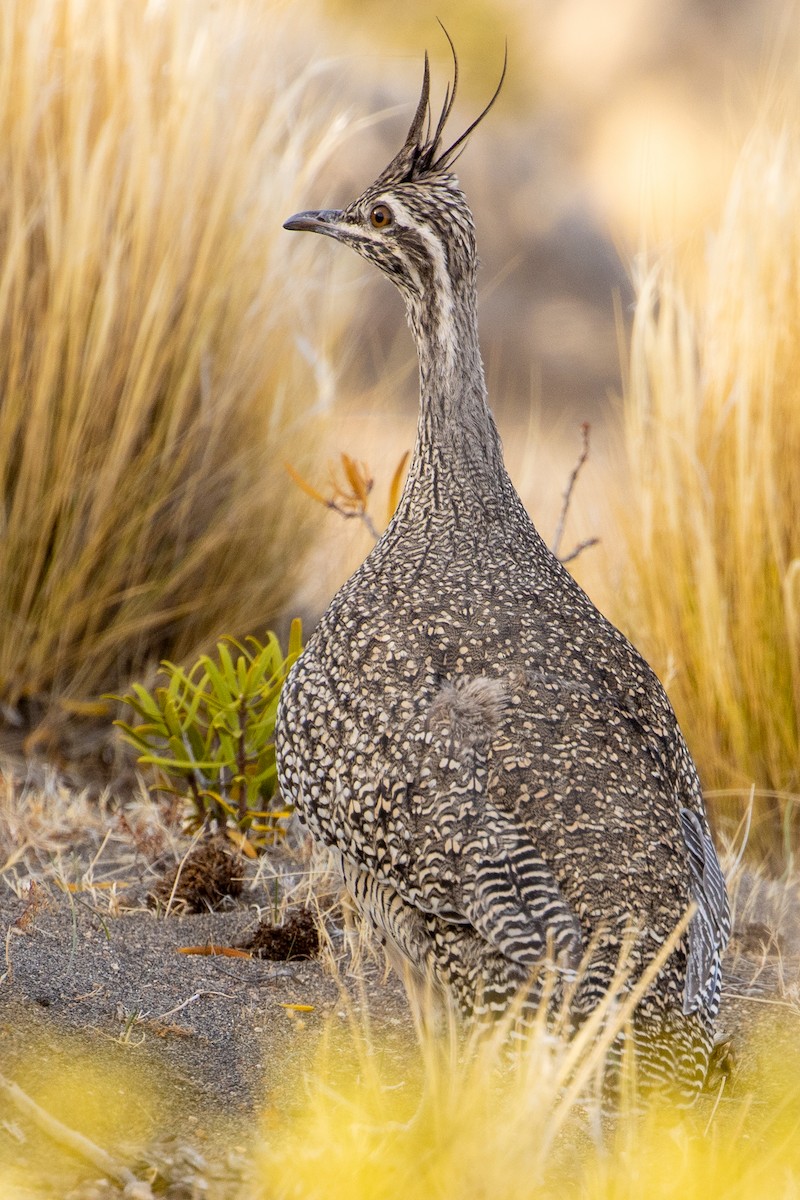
{"left": 371, "top": 196, "right": 456, "bottom": 366}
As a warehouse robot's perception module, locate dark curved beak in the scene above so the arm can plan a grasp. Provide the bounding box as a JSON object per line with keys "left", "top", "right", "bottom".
{"left": 283, "top": 209, "right": 343, "bottom": 236}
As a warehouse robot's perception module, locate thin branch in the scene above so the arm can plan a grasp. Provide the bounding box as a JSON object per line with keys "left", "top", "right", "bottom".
{"left": 328, "top": 500, "right": 381, "bottom": 541}
{"left": 551, "top": 422, "right": 598, "bottom": 564}
{"left": 559, "top": 536, "right": 600, "bottom": 565}
{"left": 285, "top": 454, "right": 381, "bottom": 540}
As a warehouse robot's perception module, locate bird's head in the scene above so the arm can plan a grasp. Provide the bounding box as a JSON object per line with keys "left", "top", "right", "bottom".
{"left": 284, "top": 43, "right": 506, "bottom": 346}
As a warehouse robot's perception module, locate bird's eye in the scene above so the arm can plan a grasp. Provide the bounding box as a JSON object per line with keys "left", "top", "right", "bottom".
{"left": 370, "top": 203, "right": 393, "bottom": 229}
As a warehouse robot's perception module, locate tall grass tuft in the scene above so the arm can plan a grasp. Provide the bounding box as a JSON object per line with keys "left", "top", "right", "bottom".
{"left": 0, "top": 0, "right": 346, "bottom": 706}
{"left": 615, "top": 106, "right": 800, "bottom": 859}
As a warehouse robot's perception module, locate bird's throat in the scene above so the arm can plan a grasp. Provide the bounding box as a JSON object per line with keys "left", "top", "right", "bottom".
{"left": 399, "top": 286, "right": 510, "bottom": 520}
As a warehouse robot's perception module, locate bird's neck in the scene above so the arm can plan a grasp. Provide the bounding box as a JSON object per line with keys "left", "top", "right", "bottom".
{"left": 399, "top": 278, "right": 511, "bottom": 516}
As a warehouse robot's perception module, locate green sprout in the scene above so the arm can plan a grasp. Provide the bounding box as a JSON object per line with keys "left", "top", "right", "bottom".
{"left": 112, "top": 621, "right": 302, "bottom": 848}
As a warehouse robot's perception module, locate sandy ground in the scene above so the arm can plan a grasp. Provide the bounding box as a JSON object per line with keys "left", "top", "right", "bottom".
{"left": 0, "top": 761, "right": 415, "bottom": 1196}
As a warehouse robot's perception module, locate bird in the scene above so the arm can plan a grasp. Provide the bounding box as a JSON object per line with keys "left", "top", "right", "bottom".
{"left": 275, "top": 43, "right": 730, "bottom": 1104}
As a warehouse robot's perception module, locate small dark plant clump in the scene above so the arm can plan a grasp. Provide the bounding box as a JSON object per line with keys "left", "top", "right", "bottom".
{"left": 112, "top": 622, "right": 302, "bottom": 848}
{"left": 239, "top": 906, "right": 320, "bottom": 961}
{"left": 150, "top": 838, "right": 243, "bottom": 913}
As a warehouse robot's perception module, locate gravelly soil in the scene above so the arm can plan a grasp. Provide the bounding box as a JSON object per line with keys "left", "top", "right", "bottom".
{"left": 0, "top": 767, "right": 414, "bottom": 1196}
{"left": 1, "top": 896, "right": 409, "bottom": 1109}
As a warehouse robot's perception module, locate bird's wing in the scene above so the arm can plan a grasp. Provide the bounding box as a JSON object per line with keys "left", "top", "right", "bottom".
{"left": 407, "top": 675, "right": 583, "bottom": 972}
{"left": 461, "top": 811, "right": 584, "bottom": 971}
{"left": 679, "top": 807, "right": 731, "bottom": 1016}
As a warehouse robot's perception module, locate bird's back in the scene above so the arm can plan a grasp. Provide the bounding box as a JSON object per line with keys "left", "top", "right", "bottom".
{"left": 278, "top": 472, "right": 713, "bottom": 1059}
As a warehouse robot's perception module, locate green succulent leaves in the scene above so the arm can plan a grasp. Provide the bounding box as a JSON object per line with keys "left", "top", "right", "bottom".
{"left": 113, "top": 620, "right": 302, "bottom": 846}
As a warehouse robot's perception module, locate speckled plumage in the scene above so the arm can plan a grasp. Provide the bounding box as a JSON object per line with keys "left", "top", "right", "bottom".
{"left": 276, "top": 52, "right": 730, "bottom": 1101}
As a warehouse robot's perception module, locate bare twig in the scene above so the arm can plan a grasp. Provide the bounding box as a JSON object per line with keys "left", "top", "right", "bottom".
{"left": 285, "top": 454, "right": 381, "bottom": 539}
{"left": 0, "top": 1070, "right": 153, "bottom": 1197}
{"left": 330, "top": 500, "right": 380, "bottom": 541}
{"left": 152, "top": 988, "right": 235, "bottom": 1022}
{"left": 285, "top": 450, "right": 411, "bottom": 543}
{"left": 559, "top": 536, "right": 600, "bottom": 565}
{"left": 551, "top": 422, "right": 599, "bottom": 564}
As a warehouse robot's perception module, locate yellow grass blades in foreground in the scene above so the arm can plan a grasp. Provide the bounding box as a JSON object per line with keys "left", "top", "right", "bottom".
{"left": 252, "top": 992, "right": 800, "bottom": 1200}
{"left": 3, "top": 1014, "right": 800, "bottom": 1198}
{"left": 254, "top": 918, "right": 687, "bottom": 1199}
{"left": 0, "top": 0, "right": 347, "bottom": 705}
{"left": 3, "top": 930, "right": 800, "bottom": 1198}
{"left": 618, "top": 107, "right": 800, "bottom": 857}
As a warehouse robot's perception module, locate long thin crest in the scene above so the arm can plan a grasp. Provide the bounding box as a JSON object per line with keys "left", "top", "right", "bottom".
{"left": 431, "top": 41, "right": 507, "bottom": 173}
{"left": 373, "top": 37, "right": 505, "bottom": 188}
{"left": 430, "top": 22, "right": 458, "bottom": 152}
{"left": 374, "top": 53, "right": 431, "bottom": 186}
{"left": 407, "top": 52, "right": 431, "bottom": 150}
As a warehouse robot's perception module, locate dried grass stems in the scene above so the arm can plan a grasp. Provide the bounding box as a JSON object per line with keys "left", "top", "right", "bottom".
{"left": 616, "top": 105, "right": 800, "bottom": 860}
{"left": 0, "top": 0, "right": 349, "bottom": 708}
{"left": 0, "top": 770, "right": 177, "bottom": 911}
{"left": 0, "top": 766, "right": 329, "bottom": 957}
{"left": 3, "top": 774, "right": 800, "bottom": 1198}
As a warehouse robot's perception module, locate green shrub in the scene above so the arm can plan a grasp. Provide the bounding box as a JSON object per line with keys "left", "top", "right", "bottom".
{"left": 113, "top": 622, "right": 302, "bottom": 846}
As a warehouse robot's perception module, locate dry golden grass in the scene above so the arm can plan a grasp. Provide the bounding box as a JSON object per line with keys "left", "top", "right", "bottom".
{"left": 252, "top": 1013, "right": 800, "bottom": 1200}
{"left": 253, "top": 861, "right": 798, "bottom": 1200}
{"left": 0, "top": 0, "right": 349, "bottom": 707}
{"left": 2, "top": 1010, "right": 798, "bottom": 1200}
{"left": 610, "top": 103, "right": 800, "bottom": 859}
